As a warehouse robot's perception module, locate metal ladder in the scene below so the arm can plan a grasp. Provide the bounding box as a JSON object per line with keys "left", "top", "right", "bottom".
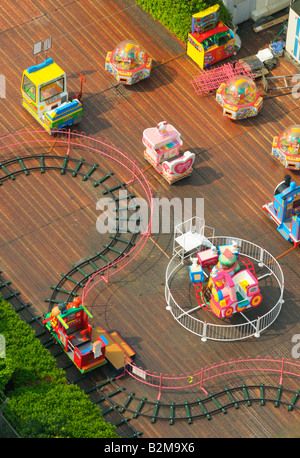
{"left": 262, "top": 73, "right": 300, "bottom": 92}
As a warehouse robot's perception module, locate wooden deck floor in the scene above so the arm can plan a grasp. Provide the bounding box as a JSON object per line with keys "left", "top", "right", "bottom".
{"left": 0, "top": 0, "right": 299, "bottom": 438}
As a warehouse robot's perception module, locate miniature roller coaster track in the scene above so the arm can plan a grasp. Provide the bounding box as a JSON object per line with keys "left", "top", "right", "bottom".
{"left": 97, "top": 381, "right": 300, "bottom": 424}
{"left": 1, "top": 275, "right": 299, "bottom": 433}
{"left": 0, "top": 154, "right": 141, "bottom": 311}
{"left": 1, "top": 147, "right": 299, "bottom": 433}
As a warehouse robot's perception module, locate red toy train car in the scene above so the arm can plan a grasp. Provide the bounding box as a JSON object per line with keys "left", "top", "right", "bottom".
{"left": 43, "top": 297, "right": 135, "bottom": 374}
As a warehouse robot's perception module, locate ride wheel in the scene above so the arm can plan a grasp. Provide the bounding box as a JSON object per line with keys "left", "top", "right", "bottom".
{"left": 250, "top": 293, "right": 263, "bottom": 307}
{"left": 224, "top": 306, "right": 234, "bottom": 317}
{"left": 235, "top": 303, "right": 248, "bottom": 313}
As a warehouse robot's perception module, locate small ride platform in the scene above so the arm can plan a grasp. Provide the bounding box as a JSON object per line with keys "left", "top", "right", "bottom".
{"left": 93, "top": 325, "right": 135, "bottom": 375}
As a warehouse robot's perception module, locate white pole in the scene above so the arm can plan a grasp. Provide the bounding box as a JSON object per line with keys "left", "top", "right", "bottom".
{"left": 201, "top": 321, "right": 207, "bottom": 342}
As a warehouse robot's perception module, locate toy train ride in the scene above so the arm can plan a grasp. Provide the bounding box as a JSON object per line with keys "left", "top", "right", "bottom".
{"left": 189, "top": 241, "right": 263, "bottom": 318}
{"left": 43, "top": 297, "right": 135, "bottom": 374}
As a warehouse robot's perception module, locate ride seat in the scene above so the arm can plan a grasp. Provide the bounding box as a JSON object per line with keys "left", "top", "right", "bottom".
{"left": 80, "top": 329, "right": 90, "bottom": 340}
{"left": 239, "top": 280, "right": 249, "bottom": 292}
{"left": 72, "top": 330, "right": 90, "bottom": 346}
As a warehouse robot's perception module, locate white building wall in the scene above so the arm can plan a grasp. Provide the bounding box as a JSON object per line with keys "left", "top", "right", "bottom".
{"left": 286, "top": 6, "right": 300, "bottom": 63}
{"left": 223, "top": 0, "right": 256, "bottom": 24}
{"left": 251, "top": 0, "right": 290, "bottom": 21}
{"left": 223, "top": 0, "right": 290, "bottom": 24}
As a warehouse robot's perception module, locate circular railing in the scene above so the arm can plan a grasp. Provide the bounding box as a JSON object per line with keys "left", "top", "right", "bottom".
{"left": 165, "top": 236, "right": 284, "bottom": 341}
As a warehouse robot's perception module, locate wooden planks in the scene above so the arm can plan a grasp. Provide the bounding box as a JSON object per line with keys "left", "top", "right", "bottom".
{"left": 0, "top": 0, "right": 300, "bottom": 439}
{"left": 253, "top": 14, "right": 289, "bottom": 33}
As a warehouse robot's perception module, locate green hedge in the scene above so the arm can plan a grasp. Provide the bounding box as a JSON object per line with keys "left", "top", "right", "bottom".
{"left": 0, "top": 296, "right": 119, "bottom": 438}
{"left": 135, "top": 0, "right": 232, "bottom": 41}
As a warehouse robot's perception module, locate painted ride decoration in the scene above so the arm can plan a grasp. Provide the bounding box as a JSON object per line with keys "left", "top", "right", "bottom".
{"left": 271, "top": 125, "right": 300, "bottom": 170}
{"left": 105, "top": 40, "right": 152, "bottom": 85}
{"left": 189, "top": 242, "right": 263, "bottom": 318}
{"left": 21, "top": 58, "right": 84, "bottom": 134}
{"left": 142, "top": 121, "right": 195, "bottom": 184}
{"left": 262, "top": 175, "right": 300, "bottom": 247}
{"left": 216, "top": 75, "right": 263, "bottom": 120}
{"left": 43, "top": 297, "right": 135, "bottom": 374}
{"left": 187, "top": 5, "right": 235, "bottom": 69}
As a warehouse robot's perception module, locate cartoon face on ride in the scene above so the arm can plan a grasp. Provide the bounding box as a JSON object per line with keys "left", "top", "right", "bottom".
{"left": 189, "top": 242, "right": 263, "bottom": 318}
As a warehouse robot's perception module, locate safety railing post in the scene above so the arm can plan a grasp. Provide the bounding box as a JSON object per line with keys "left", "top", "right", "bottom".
{"left": 255, "top": 316, "right": 261, "bottom": 338}
{"left": 157, "top": 373, "right": 162, "bottom": 401}
{"left": 201, "top": 321, "right": 207, "bottom": 342}
{"left": 66, "top": 129, "right": 71, "bottom": 156}
{"left": 166, "top": 289, "right": 171, "bottom": 311}
{"left": 258, "top": 246, "right": 264, "bottom": 267}
{"left": 279, "top": 357, "right": 284, "bottom": 385}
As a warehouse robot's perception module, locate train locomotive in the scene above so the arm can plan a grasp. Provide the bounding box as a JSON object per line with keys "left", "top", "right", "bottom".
{"left": 189, "top": 242, "right": 263, "bottom": 318}
{"left": 43, "top": 297, "right": 135, "bottom": 374}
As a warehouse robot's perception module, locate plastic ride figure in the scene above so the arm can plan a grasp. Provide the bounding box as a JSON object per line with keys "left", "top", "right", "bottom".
{"left": 142, "top": 121, "right": 195, "bottom": 184}
{"left": 262, "top": 176, "right": 300, "bottom": 247}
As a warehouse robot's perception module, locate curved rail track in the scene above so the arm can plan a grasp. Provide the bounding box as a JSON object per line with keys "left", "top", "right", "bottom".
{"left": 1, "top": 275, "right": 299, "bottom": 435}
{"left": 1, "top": 151, "right": 299, "bottom": 436}
{"left": 0, "top": 153, "right": 141, "bottom": 311}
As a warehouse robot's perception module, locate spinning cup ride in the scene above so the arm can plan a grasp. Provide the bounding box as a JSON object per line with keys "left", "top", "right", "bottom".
{"left": 189, "top": 243, "right": 263, "bottom": 319}
{"left": 216, "top": 75, "right": 263, "bottom": 120}
{"left": 105, "top": 40, "right": 152, "bottom": 85}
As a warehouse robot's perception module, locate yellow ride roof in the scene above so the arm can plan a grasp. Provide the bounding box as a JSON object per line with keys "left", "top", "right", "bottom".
{"left": 24, "top": 58, "right": 65, "bottom": 87}
{"left": 192, "top": 5, "right": 220, "bottom": 19}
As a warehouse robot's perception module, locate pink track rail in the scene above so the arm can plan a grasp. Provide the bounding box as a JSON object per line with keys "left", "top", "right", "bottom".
{"left": 123, "top": 356, "right": 300, "bottom": 400}
{"left": 0, "top": 129, "right": 153, "bottom": 304}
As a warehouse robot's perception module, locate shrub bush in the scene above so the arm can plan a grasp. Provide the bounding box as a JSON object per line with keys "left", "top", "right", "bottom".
{"left": 135, "top": 0, "right": 232, "bottom": 41}
{"left": 0, "top": 296, "right": 119, "bottom": 438}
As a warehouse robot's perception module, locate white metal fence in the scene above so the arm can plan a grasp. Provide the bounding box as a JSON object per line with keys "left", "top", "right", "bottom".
{"left": 165, "top": 236, "right": 285, "bottom": 341}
